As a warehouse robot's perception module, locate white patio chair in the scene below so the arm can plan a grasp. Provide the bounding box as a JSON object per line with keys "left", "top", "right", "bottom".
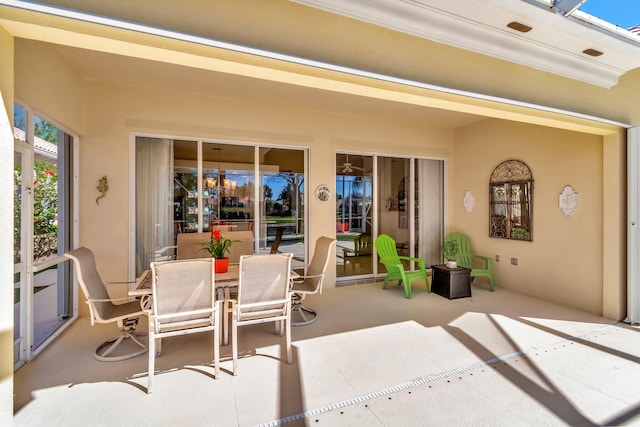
{"left": 176, "top": 232, "right": 211, "bottom": 260}
{"left": 230, "top": 253, "right": 293, "bottom": 375}
{"left": 146, "top": 258, "right": 221, "bottom": 394}
{"left": 290, "top": 237, "right": 336, "bottom": 326}
{"left": 225, "top": 230, "right": 254, "bottom": 263}
{"left": 65, "top": 247, "right": 148, "bottom": 362}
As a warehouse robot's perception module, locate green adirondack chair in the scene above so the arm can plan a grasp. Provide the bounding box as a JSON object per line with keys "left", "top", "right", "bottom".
{"left": 443, "top": 232, "right": 494, "bottom": 291}
{"left": 375, "top": 234, "right": 429, "bottom": 299}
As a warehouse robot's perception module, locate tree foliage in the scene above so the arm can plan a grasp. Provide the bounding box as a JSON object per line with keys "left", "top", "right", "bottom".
{"left": 14, "top": 160, "right": 58, "bottom": 261}
{"left": 35, "top": 120, "right": 58, "bottom": 145}
{"left": 263, "top": 184, "right": 273, "bottom": 201}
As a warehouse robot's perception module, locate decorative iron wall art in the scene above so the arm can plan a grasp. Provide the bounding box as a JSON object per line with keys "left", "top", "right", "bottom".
{"left": 489, "top": 160, "right": 533, "bottom": 241}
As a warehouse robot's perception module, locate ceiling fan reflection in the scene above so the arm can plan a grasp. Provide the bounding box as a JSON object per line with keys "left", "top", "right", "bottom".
{"left": 339, "top": 155, "right": 364, "bottom": 174}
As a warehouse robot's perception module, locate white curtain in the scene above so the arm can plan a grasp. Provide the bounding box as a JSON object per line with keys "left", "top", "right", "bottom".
{"left": 135, "top": 137, "right": 173, "bottom": 276}
{"left": 416, "top": 159, "right": 444, "bottom": 267}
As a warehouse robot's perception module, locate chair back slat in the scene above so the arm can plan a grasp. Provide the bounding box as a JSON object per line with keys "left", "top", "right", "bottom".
{"left": 302, "top": 237, "right": 336, "bottom": 291}
{"left": 238, "top": 253, "right": 292, "bottom": 314}
{"left": 176, "top": 232, "right": 211, "bottom": 260}
{"left": 375, "top": 234, "right": 401, "bottom": 271}
{"left": 151, "top": 258, "right": 215, "bottom": 327}
{"left": 444, "top": 232, "right": 473, "bottom": 268}
{"left": 65, "top": 247, "right": 112, "bottom": 321}
{"left": 226, "top": 230, "right": 254, "bottom": 263}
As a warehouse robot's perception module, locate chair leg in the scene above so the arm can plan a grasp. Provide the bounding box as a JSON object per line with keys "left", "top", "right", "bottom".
{"left": 147, "top": 331, "right": 155, "bottom": 394}
{"left": 402, "top": 274, "right": 412, "bottom": 299}
{"left": 291, "top": 305, "right": 318, "bottom": 326}
{"left": 291, "top": 293, "right": 318, "bottom": 326}
{"left": 155, "top": 337, "right": 162, "bottom": 357}
{"left": 94, "top": 317, "right": 148, "bottom": 362}
{"left": 129, "top": 332, "right": 147, "bottom": 349}
{"left": 404, "top": 284, "right": 412, "bottom": 299}
{"left": 223, "top": 300, "right": 230, "bottom": 346}
{"left": 382, "top": 276, "right": 389, "bottom": 289}
{"left": 286, "top": 317, "right": 292, "bottom": 364}
{"left": 231, "top": 314, "right": 238, "bottom": 376}
{"left": 471, "top": 273, "right": 495, "bottom": 292}
{"left": 213, "top": 308, "right": 220, "bottom": 379}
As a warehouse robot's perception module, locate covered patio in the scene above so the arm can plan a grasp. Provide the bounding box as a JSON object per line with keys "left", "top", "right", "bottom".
{"left": 3, "top": 1, "right": 640, "bottom": 424}
{"left": 14, "top": 280, "right": 640, "bottom": 426}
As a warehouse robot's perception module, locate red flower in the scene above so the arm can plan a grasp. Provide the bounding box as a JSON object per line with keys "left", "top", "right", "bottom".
{"left": 45, "top": 169, "right": 54, "bottom": 175}
{"left": 202, "top": 229, "right": 238, "bottom": 258}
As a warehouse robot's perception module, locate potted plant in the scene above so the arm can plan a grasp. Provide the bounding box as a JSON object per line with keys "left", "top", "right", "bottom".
{"left": 201, "top": 229, "right": 239, "bottom": 273}
{"left": 440, "top": 240, "right": 458, "bottom": 268}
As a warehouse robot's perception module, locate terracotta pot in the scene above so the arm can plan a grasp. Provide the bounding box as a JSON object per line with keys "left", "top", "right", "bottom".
{"left": 214, "top": 257, "right": 229, "bottom": 273}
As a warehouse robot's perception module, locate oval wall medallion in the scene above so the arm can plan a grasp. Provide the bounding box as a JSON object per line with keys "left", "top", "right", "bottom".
{"left": 464, "top": 190, "right": 475, "bottom": 213}
{"left": 559, "top": 185, "right": 579, "bottom": 216}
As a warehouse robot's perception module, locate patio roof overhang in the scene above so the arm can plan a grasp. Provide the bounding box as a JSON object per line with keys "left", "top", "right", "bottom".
{"left": 291, "top": 0, "right": 640, "bottom": 89}
{"left": 0, "top": 0, "right": 629, "bottom": 136}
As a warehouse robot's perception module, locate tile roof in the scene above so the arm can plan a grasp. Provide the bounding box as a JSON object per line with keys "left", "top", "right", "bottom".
{"left": 13, "top": 127, "right": 58, "bottom": 157}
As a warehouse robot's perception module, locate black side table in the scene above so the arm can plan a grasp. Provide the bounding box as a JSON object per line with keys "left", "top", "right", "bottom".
{"left": 431, "top": 265, "right": 472, "bottom": 299}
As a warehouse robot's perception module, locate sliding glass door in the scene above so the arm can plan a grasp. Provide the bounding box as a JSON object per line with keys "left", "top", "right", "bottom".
{"left": 337, "top": 152, "right": 444, "bottom": 281}
{"left": 336, "top": 153, "right": 373, "bottom": 277}
{"left": 14, "top": 104, "right": 75, "bottom": 368}
{"left": 377, "top": 156, "right": 411, "bottom": 254}
{"left": 259, "top": 147, "right": 305, "bottom": 262}
{"left": 134, "top": 136, "right": 307, "bottom": 277}
{"left": 414, "top": 158, "right": 445, "bottom": 268}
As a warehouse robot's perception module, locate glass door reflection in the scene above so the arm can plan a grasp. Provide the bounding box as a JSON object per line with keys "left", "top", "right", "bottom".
{"left": 336, "top": 153, "right": 373, "bottom": 278}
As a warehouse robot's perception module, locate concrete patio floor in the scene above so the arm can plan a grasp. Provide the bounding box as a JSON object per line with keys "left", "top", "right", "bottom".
{"left": 13, "top": 279, "right": 640, "bottom": 426}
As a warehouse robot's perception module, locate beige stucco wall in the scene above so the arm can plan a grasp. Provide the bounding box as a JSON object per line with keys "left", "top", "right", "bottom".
{"left": 13, "top": 39, "right": 85, "bottom": 134}
{"left": 78, "top": 76, "right": 454, "bottom": 298}
{"left": 453, "top": 120, "right": 607, "bottom": 315}
{"left": 0, "top": 25, "right": 14, "bottom": 427}
{"left": 602, "top": 131, "right": 627, "bottom": 319}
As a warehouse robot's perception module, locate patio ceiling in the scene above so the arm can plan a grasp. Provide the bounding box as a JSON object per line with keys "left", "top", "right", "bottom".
{"left": 53, "top": 44, "right": 485, "bottom": 130}
{"left": 1, "top": 0, "right": 627, "bottom": 135}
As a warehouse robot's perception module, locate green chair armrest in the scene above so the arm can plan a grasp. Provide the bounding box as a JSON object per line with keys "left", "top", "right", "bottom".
{"left": 398, "top": 256, "right": 426, "bottom": 270}
{"left": 474, "top": 254, "right": 492, "bottom": 268}
{"left": 379, "top": 258, "right": 404, "bottom": 268}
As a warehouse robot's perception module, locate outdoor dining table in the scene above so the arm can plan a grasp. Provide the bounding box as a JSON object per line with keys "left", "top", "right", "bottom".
{"left": 129, "top": 262, "right": 299, "bottom": 300}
